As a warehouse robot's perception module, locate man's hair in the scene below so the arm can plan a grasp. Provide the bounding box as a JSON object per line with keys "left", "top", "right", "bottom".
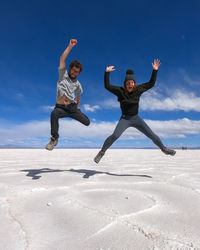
{"left": 69, "top": 60, "right": 83, "bottom": 72}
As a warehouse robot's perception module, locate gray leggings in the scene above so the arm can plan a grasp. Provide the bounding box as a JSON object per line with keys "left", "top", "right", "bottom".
{"left": 101, "top": 115, "right": 165, "bottom": 152}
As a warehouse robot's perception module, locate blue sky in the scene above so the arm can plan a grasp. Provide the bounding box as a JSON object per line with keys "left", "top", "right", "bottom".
{"left": 0, "top": 0, "right": 200, "bottom": 148}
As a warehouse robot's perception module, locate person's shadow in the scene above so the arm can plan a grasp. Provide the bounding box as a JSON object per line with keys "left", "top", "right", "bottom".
{"left": 21, "top": 168, "right": 66, "bottom": 180}
{"left": 21, "top": 168, "right": 152, "bottom": 180}
{"left": 67, "top": 169, "right": 152, "bottom": 179}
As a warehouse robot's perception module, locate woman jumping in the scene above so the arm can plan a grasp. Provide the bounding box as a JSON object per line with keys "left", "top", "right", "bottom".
{"left": 94, "top": 59, "right": 176, "bottom": 164}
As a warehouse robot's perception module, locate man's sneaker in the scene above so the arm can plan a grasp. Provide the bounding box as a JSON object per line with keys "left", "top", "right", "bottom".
{"left": 94, "top": 150, "right": 105, "bottom": 164}
{"left": 162, "top": 147, "right": 176, "bottom": 156}
{"left": 45, "top": 137, "right": 58, "bottom": 151}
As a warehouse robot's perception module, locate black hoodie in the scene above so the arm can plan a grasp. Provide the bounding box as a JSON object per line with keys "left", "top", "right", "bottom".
{"left": 104, "top": 70, "right": 158, "bottom": 116}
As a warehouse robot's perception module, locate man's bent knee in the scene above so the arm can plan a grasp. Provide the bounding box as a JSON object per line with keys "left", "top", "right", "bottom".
{"left": 84, "top": 118, "right": 90, "bottom": 126}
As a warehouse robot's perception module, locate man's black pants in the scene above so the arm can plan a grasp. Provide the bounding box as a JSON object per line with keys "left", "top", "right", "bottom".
{"left": 50, "top": 103, "right": 90, "bottom": 139}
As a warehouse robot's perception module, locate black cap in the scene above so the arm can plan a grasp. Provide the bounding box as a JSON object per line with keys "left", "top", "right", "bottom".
{"left": 124, "top": 69, "right": 135, "bottom": 82}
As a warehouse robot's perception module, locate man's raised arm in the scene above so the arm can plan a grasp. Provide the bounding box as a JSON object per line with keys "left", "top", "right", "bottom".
{"left": 59, "top": 39, "right": 77, "bottom": 69}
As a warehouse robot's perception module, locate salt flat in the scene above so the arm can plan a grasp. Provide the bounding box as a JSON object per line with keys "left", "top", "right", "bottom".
{"left": 0, "top": 149, "right": 200, "bottom": 250}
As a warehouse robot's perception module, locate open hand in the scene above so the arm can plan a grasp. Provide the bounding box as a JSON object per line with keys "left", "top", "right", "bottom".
{"left": 106, "top": 66, "right": 116, "bottom": 72}
{"left": 152, "top": 59, "right": 161, "bottom": 70}
{"left": 69, "top": 39, "right": 77, "bottom": 48}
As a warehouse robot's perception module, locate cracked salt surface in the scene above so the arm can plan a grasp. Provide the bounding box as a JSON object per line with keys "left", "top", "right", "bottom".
{"left": 0, "top": 149, "right": 200, "bottom": 250}
{"left": 0, "top": 200, "right": 28, "bottom": 250}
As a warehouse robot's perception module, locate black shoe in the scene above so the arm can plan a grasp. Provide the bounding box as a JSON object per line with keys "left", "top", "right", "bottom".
{"left": 94, "top": 150, "right": 105, "bottom": 164}
{"left": 162, "top": 147, "right": 176, "bottom": 156}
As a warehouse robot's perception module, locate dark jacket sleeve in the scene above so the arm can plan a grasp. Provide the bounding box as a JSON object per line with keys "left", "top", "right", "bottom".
{"left": 137, "top": 70, "right": 158, "bottom": 94}
{"left": 104, "top": 71, "right": 120, "bottom": 96}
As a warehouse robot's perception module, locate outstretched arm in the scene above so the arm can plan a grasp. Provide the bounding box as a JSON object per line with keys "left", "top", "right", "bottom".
{"left": 104, "top": 66, "right": 120, "bottom": 95}
{"left": 138, "top": 59, "right": 161, "bottom": 93}
{"left": 59, "top": 39, "right": 77, "bottom": 69}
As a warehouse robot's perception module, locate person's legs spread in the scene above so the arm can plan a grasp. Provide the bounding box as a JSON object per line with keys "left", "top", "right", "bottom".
{"left": 131, "top": 115, "right": 176, "bottom": 155}
{"left": 102, "top": 118, "right": 130, "bottom": 153}
{"left": 51, "top": 103, "right": 90, "bottom": 139}
{"left": 47, "top": 103, "right": 90, "bottom": 151}
{"left": 69, "top": 105, "right": 90, "bottom": 126}
{"left": 131, "top": 115, "right": 165, "bottom": 149}
{"left": 46, "top": 106, "right": 70, "bottom": 150}
{"left": 51, "top": 107, "right": 70, "bottom": 139}
{"left": 94, "top": 118, "right": 131, "bottom": 163}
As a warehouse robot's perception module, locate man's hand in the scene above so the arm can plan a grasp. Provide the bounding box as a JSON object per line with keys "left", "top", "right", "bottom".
{"left": 152, "top": 59, "right": 161, "bottom": 70}
{"left": 74, "top": 100, "right": 78, "bottom": 108}
{"left": 75, "top": 95, "right": 81, "bottom": 108}
{"left": 106, "top": 66, "right": 116, "bottom": 72}
{"left": 69, "top": 39, "right": 77, "bottom": 49}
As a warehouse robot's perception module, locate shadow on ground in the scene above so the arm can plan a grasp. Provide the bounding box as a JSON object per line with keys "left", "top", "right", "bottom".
{"left": 67, "top": 169, "right": 152, "bottom": 179}
{"left": 21, "top": 168, "right": 152, "bottom": 180}
{"left": 21, "top": 168, "right": 66, "bottom": 180}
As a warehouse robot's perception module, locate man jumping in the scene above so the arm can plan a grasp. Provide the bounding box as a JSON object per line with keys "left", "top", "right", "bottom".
{"left": 46, "top": 39, "right": 90, "bottom": 150}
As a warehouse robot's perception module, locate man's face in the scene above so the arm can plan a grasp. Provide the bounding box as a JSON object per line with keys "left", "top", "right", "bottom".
{"left": 69, "top": 66, "right": 80, "bottom": 79}
{"left": 125, "top": 80, "right": 136, "bottom": 92}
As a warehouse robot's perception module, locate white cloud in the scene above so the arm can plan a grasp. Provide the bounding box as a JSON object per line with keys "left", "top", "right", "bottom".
{"left": 140, "top": 90, "right": 200, "bottom": 112}
{"left": 101, "top": 98, "right": 119, "bottom": 109}
{"left": 179, "top": 69, "right": 200, "bottom": 86}
{"left": 96, "top": 89, "right": 200, "bottom": 112}
{"left": 92, "top": 89, "right": 200, "bottom": 112}
{"left": 145, "top": 118, "right": 200, "bottom": 138}
{"left": 0, "top": 118, "right": 200, "bottom": 147}
{"left": 83, "top": 104, "right": 101, "bottom": 112}
{"left": 41, "top": 106, "right": 54, "bottom": 112}
{"left": 92, "top": 68, "right": 200, "bottom": 112}
{"left": 16, "top": 93, "right": 24, "bottom": 99}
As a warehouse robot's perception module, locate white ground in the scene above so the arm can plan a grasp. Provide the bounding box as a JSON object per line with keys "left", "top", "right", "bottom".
{"left": 0, "top": 149, "right": 200, "bottom": 250}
